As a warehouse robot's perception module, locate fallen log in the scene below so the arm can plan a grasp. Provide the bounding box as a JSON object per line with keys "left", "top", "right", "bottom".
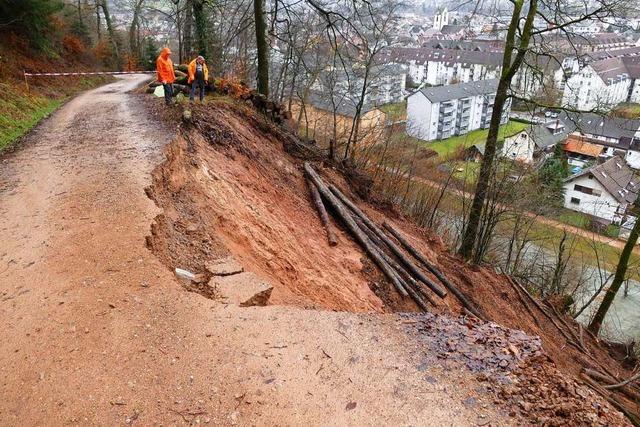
{"left": 509, "top": 276, "right": 578, "bottom": 344}
{"left": 382, "top": 221, "right": 484, "bottom": 319}
{"left": 381, "top": 222, "right": 480, "bottom": 313}
{"left": 546, "top": 301, "right": 589, "bottom": 354}
{"left": 172, "top": 83, "right": 190, "bottom": 95}
{"left": 353, "top": 216, "right": 434, "bottom": 310}
{"left": 304, "top": 163, "right": 408, "bottom": 297}
{"left": 581, "top": 373, "right": 640, "bottom": 426}
{"left": 605, "top": 371, "right": 640, "bottom": 390}
{"left": 503, "top": 275, "right": 541, "bottom": 327}
{"left": 584, "top": 369, "right": 640, "bottom": 402}
{"left": 306, "top": 177, "right": 338, "bottom": 246}
{"left": 328, "top": 185, "right": 446, "bottom": 299}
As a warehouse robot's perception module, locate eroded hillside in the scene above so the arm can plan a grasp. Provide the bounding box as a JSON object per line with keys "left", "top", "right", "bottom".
{"left": 143, "top": 97, "right": 637, "bottom": 425}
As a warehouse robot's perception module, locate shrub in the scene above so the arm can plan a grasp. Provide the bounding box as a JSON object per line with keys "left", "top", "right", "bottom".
{"left": 62, "top": 35, "right": 85, "bottom": 55}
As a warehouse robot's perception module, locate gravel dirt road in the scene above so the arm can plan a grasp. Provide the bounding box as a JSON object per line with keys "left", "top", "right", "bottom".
{"left": 0, "top": 76, "right": 513, "bottom": 425}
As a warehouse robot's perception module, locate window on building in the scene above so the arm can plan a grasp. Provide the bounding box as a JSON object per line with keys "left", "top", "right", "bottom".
{"left": 570, "top": 197, "right": 581, "bottom": 205}
{"left": 574, "top": 184, "right": 601, "bottom": 196}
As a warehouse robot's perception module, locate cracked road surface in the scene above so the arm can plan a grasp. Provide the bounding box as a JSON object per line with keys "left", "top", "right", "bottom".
{"left": 0, "top": 76, "right": 511, "bottom": 425}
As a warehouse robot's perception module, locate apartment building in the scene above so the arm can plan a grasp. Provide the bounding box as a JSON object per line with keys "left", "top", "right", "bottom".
{"left": 386, "top": 47, "right": 502, "bottom": 86}
{"left": 406, "top": 79, "right": 510, "bottom": 141}
{"left": 537, "top": 32, "right": 630, "bottom": 55}
{"left": 310, "top": 63, "right": 407, "bottom": 108}
{"left": 561, "top": 56, "right": 640, "bottom": 110}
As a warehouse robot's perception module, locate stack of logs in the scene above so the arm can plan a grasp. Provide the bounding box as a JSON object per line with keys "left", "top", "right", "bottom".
{"left": 304, "top": 162, "right": 483, "bottom": 318}
{"left": 144, "top": 64, "right": 191, "bottom": 95}
{"left": 307, "top": 161, "right": 640, "bottom": 423}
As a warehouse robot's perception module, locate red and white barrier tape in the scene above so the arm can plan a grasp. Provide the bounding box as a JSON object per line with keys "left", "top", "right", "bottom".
{"left": 24, "top": 71, "right": 156, "bottom": 76}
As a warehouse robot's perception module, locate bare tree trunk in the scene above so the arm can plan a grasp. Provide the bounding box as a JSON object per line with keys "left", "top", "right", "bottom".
{"left": 77, "top": 0, "right": 83, "bottom": 26}
{"left": 254, "top": 0, "right": 269, "bottom": 96}
{"left": 287, "top": 53, "right": 302, "bottom": 112}
{"left": 458, "top": 0, "right": 537, "bottom": 261}
{"left": 183, "top": 0, "right": 193, "bottom": 60}
{"left": 588, "top": 211, "right": 640, "bottom": 335}
{"left": 128, "top": 0, "right": 144, "bottom": 62}
{"left": 96, "top": 4, "right": 101, "bottom": 40}
{"left": 550, "top": 230, "right": 569, "bottom": 296}
{"left": 98, "top": 0, "right": 120, "bottom": 68}
{"left": 343, "top": 63, "right": 370, "bottom": 161}
{"left": 193, "top": 0, "right": 208, "bottom": 58}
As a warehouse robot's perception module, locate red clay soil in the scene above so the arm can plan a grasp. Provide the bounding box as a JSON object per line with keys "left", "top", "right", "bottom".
{"left": 146, "top": 100, "right": 412, "bottom": 312}
{"left": 144, "top": 98, "right": 636, "bottom": 425}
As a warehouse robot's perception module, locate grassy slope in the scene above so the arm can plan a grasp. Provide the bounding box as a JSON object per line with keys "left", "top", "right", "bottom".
{"left": 379, "top": 101, "right": 407, "bottom": 122}
{"left": 0, "top": 33, "right": 111, "bottom": 153}
{"left": 393, "top": 120, "right": 529, "bottom": 158}
{"left": 0, "top": 77, "right": 109, "bottom": 152}
{"left": 428, "top": 120, "right": 529, "bottom": 157}
{"left": 0, "top": 84, "right": 62, "bottom": 150}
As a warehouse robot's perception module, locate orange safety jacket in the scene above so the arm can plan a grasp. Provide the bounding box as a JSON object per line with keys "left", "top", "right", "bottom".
{"left": 156, "top": 47, "right": 176, "bottom": 84}
{"left": 187, "top": 59, "right": 209, "bottom": 84}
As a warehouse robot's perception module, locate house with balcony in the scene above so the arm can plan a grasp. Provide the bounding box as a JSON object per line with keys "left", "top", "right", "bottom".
{"left": 561, "top": 56, "right": 640, "bottom": 110}
{"left": 384, "top": 47, "right": 502, "bottom": 87}
{"left": 406, "top": 79, "right": 510, "bottom": 141}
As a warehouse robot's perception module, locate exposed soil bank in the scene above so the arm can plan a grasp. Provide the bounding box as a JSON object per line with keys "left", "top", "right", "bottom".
{"left": 144, "top": 98, "right": 634, "bottom": 425}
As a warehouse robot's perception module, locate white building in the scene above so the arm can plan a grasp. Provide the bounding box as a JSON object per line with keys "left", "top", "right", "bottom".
{"left": 406, "top": 79, "right": 510, "bottom": 141}
{"left": 570, "top": 22, "right": 604, "bottom": 35}
{"left": 501, "top": 121, "right": 568, "bottom": 164}
{"left": 310, "top": 63, "right": 407, "bottom": 109}
{"left": 561, "top": 57, "right": 634, "bottom": 110}
{"left": 563, "top": 157, "right": 639, "bottom": 224}
{"left": 387, "top": 47, "right": 502, "bottom": 87}
{"left": 561, "top": 55, "right": 640, "bottom": 110}
{"left": 432, "top": 7, "right": 449, "bottom": 32}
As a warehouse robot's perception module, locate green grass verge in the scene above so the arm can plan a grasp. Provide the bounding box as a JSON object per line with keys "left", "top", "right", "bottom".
{"left": 450, "top": 160, "right": 481, "bottom": 183}
{"left": 0, "top": 94, "right": 63, "bottom": 151}
{"left": 555, "top": 210, "right": 591, "bottom": 229}
{"left": 427, "top": 120, "right": 530, "bottom": 157}
{"left": 0, "top": 76, "right": 110, "bottom": 153}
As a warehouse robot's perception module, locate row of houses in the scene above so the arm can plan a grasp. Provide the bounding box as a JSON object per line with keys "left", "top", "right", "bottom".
{"left": 385, "top": 47, "right": 503, "bottom": 87}
{"left": 488, "top": 113, "right": 640, "bottom": 224}
{"left": 500, "top": 113, "right": 640, "bottom": 167}
{"left": 385, "top": 30, "right": 640, "bottom": 110}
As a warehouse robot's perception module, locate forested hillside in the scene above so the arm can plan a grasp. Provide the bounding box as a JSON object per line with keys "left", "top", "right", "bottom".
{"left": 0, "top": 0, "right": 121, "bottom": 150}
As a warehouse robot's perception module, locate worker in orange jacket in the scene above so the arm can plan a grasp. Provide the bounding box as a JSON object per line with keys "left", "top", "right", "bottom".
{"left": 187, "top": 55, "right": 209, "bottom": 102}
{"left": 156, "top": 47, "right": 176, "bottom": 106}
